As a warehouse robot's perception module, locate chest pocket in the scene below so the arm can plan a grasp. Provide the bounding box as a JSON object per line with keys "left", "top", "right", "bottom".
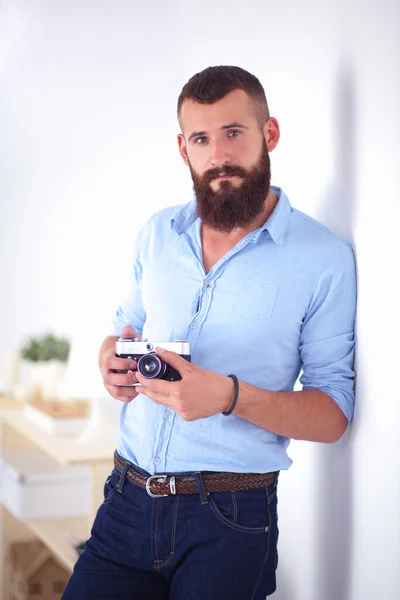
{"left": 234, "top": 280, "right": 279, "bottom": 320}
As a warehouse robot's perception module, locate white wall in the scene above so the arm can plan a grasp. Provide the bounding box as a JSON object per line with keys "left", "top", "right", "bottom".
{"left": 0, "top": 1, "right": 399, "bottom": 598}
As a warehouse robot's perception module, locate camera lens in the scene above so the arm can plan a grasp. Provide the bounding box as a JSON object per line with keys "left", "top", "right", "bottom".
{"left": 137, "top": 354, "right": 167, "bottom": 379}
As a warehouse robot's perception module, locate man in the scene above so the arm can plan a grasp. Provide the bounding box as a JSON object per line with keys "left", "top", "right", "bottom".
{"left": 62, "top": 66, "right": 356, "bottom": 599}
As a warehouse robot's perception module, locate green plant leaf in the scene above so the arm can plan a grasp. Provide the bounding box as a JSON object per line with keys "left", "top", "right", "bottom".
{"left": 21, "top": 333, "right": 70, "bottom": 362}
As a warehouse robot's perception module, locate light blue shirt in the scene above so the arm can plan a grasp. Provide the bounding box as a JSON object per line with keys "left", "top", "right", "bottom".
{"left": 113, "top": 187, "right": 356, "bottom": 474}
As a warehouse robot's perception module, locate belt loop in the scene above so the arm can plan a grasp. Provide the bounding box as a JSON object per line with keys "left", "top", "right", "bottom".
{"left": 116, "top": 463, "right": 129, "bottom": 493}
{"left": 195, "top": 472, "right": 208, "bottom": 505}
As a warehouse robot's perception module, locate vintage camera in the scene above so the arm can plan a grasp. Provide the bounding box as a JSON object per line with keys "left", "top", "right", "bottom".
{"left": 115, "top": 337, "right": 191, "bottom": 383}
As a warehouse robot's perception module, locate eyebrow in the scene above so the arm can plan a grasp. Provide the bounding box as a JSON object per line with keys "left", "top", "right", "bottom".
{"left": 187, "top": 122, "right": 249, "bottom": 143}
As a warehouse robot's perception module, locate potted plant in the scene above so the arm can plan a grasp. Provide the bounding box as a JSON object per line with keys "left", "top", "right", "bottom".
{"left": 21, "top": 333, "right": 70, "bottom": 400}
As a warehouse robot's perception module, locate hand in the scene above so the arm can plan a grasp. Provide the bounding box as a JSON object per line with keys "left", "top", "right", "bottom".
{"left": 136, "top": 347, "right": 235, "bottom": 420}
{"left": 100, "top": 325, "right": 141, "bottom": 403}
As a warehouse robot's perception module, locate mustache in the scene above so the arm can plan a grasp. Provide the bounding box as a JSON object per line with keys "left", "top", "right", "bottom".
{"left": 202, "top": 164, "right": 248, "bottom": 183}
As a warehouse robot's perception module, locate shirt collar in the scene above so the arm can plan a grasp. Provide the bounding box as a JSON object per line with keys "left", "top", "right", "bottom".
{"left": 260, "top": 186, "right": 292, "bottom": 244}
{"left": 171, "top": 186, "right": 292, "bottom": 245}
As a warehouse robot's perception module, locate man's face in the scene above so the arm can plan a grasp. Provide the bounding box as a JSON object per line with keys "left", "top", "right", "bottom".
{"left": 178, "top": 89, "right": 271, "bottom": 232}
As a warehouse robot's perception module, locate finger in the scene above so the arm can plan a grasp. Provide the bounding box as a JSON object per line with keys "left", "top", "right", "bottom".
{"left": 155, "top": 348, "right": 193, "bottom": 376}
{"left": 136, "top": 373, "right": 179, "bottom": 394}
{"left": 107, "top": 383, "right": 138, "bottom": 396}
{"left": 104, "top": 370, "right": 139, "bottom": 386}
{"left": 106, "top": 385, "right": 139, "bottom": 403}
{"left": 104, "top": 356, "right": 137, "bottom": 372}
{"left": 120, "top": 325, "right": 138, "bottom": 338}
{"left": 139, "top": 387, "right": 170, "bottom": 406}
{"left": 115, "top": 395, "right": 136, "bottom": 403}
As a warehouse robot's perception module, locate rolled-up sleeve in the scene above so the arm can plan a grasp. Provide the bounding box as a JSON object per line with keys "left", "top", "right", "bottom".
{"left": 299, "top": 242, "right": 357, "bottom": 422}
{"left": 111, "top": 227, "right": 147, "bottom": 336}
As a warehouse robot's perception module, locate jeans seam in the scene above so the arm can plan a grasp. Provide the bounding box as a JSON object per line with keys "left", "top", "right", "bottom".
{"left": 154, "top": 552, "right": 173, "bottom": 570}
{"left": 154, "top": 498, "right": 160, "bottom": 563}
{"left": 170, "top": 495, "right": 179, "bottom": 555}
{"left": 250, "top": 538, "right": 270, "bottom": 600}
{"left": 153, "top": 495, "right": 180, "bottom": 569}
{"left": 231, "top": 492, "right": 238, "bottom": 524}
{"left": 250, "top": 485, "right": 277, "bottom": 600}
{"left": 103, "top": 489, "right": 117, "bottom": 505}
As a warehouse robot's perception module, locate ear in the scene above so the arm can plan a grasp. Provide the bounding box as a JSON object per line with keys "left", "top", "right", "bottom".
{"left": 263, "top": 117, "right": 280, "bottom": 152}
{"left": 177, "top": 134, "right": 190, "bottom": 166}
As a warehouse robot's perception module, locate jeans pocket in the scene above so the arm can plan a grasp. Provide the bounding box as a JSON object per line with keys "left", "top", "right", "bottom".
{"left": 208, "top": 488, "right": 270, "bottom": 534}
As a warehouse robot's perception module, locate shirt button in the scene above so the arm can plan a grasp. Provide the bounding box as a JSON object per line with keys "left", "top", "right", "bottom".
{"left": 203, "top": 282, "right": 209, "bottom": 288}
{"left": 153, "top": 458, "right": 161, "bottom": 465}
{"left": 189, "top": 322, "right": 196, "bottom": 329}
{"left": 164, "top": 412, "right": 171, "bottom": 419}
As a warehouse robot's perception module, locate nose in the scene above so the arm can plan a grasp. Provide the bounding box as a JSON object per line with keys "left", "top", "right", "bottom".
{"left": 210, "top": 139, "right": 232, "bottom": 168}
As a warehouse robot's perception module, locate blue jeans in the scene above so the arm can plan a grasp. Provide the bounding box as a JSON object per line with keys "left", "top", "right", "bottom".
{"left": 62, "top": 460, "right": 279, "bottom": 599}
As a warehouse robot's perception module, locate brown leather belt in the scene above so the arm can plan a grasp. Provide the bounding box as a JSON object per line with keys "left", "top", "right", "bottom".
{"left": 114, "top": 452, "right": 277, "bottom": 498}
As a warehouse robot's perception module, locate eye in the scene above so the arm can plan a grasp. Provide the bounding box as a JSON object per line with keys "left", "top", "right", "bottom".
{"left": 228, "top": 130, "right": 240, "bottom": 138}
{"left": 195, "top": 136, "right": 208, "bottom": 145}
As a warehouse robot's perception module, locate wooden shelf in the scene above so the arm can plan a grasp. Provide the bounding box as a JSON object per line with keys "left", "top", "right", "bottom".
{"left": 0, "top": 397, "right": 23, "bottom": 411}
{"left": 2, "top": 505, "right": 86, "bottom": 573}
{"left": 1, "top": 408, "right": 115, "bottom": 465}
{"left": 26, "top": 516, "right": 88, "bottom": 572}
{"left": 0, "top": 396, "right": 115, "bottom": 592}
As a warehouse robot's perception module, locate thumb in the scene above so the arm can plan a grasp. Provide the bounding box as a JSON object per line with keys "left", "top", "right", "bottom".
{"left": 156, "top": 347, "right": 192, "bottom": 375}
{"left": 120, "top": 325, "right": 138, "bottom": 338}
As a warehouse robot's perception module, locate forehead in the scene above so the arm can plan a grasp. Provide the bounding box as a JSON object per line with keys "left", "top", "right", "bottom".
{"left": 179, "top": 89, "right": 257, "bottom": 134}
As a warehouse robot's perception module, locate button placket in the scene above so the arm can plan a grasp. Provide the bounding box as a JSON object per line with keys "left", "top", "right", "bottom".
{"left": 152, "top": 404, "right": 175, "bottom": 472}
{"left": 190, "top": 279, "right": 211, "bottom": 330}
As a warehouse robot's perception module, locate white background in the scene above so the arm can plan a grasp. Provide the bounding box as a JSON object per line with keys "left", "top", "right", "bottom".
{"left": 0, "top": 1, "right": 399, "bottom": 598}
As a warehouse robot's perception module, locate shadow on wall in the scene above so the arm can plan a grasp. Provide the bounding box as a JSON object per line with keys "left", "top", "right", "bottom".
{"left": 315, "top": 62, "right": 357, "bottom": 246}
{"left": 313, "top": 63, "right": 356, "bottom": 600}
{"left": 273, "top": 563, "right": 297, "bottom": 600}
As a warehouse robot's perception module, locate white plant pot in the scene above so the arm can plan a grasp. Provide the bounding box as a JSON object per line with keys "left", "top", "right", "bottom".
{"left": 76, "top": 396, "right": 121, "bottom": 444}
{"left": 29, "top": 360, "right": 68, "bottom": 400}
{"left": 2, "top": 350, "right": 21, "bottom": 396}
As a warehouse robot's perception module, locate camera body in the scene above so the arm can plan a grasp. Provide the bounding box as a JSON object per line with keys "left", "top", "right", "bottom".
{"left": 115, "top": 337, "right": 191, "bottom": 384}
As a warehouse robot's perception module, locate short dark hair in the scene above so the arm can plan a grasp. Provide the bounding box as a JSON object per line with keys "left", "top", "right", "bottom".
{"left": 177, "top": 65, "right": 270, "bottom": 128}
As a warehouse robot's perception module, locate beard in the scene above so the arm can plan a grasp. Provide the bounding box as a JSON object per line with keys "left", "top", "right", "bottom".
{"left": 189, "top": 139, "right": 271, "bottom": 233}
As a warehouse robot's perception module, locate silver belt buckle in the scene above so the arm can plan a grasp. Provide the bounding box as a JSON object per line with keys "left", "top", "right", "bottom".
{"left": 145, "top": 474, "right": 176, "bottom": 498}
